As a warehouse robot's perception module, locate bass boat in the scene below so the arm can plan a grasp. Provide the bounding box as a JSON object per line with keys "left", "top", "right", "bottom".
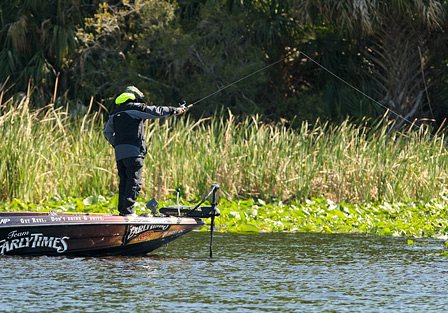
{"left": 0, "top": 185, "right": 220, "bottom": 257}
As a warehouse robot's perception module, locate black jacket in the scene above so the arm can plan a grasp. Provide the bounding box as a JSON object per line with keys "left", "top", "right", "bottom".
{"left": 103, "top": 100, "right": 176, "bottom": 160}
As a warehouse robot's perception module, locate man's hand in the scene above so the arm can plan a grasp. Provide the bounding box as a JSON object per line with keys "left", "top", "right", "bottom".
{"left": 175, "top": 107, "right": 186, "bottom": 115}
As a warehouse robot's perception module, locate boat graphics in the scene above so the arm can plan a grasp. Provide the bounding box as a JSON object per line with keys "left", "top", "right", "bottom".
{"left": 0, "top": 230, "right": 69, "bottom": 254}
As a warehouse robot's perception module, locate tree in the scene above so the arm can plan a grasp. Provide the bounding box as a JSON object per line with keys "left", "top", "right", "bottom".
{"left": 156, "top": 0, "right": 272, "bottom": 117}
{"left": 71, "top": 0, "right": 180, "bottom": 107}
{"left": 73, "top": 0, "right": 273, "bottom": 117}
{"left": 292, "top": 0, "right": 448, "bottom": 127}
{"left": 0, "top": 0, "right": 88, "bottom": 105}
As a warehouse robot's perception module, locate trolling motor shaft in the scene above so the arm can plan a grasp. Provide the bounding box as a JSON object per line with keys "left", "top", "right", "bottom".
{"left": 209, "top": 184, "right": 219, "bottom": 258}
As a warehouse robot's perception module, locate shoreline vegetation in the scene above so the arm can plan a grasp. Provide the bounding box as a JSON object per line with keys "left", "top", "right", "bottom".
{"left": 2, "top": 196, "right": 448, "bottom": 239}
{"left": 1, "top": 99, "right": 448, "bottom": 237}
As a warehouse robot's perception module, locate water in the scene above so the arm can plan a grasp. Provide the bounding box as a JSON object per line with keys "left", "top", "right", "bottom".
{"left": 1, "top": 232, "right": 448, "bottom": 312}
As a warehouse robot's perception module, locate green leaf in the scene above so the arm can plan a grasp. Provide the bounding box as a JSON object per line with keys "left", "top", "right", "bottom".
{"left": 83, "top": 196, "right": 98, "bottom": 206}
{"left": 236, "top": 223, "right": 260, "bottom": 233}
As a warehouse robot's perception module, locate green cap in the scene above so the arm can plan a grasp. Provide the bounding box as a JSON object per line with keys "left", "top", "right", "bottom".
{"left": 124, "top": 86, "right": 144, "bottom": 99}
{"left": 115, "top": 92, "right": 136, "bottom": 104}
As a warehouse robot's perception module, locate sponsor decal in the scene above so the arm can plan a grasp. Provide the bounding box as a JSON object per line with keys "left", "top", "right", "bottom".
{"left": 126, "top": 224, "right": 169, "bottom": 242}
{"left": 163, "top": 229, "right": 185, "bottom": 237}
{"left": 138, "top": 231, "right": 154, "bottom": 241}
{"left": 0, "top": 219, "right": 10, "bottom": 225}
{"left": 49, "top": 215, "right": 105, "bottom": 222}
{"left": 19, "top": 218, "right": 46, "bottom": 224}
{"left": 0, "top": 230, "right": 70, "bottom": 255}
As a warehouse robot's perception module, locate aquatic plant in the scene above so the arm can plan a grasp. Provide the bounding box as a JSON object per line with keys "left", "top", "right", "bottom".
{"left": 1, "top": 96, "right": 447, "bottom": 205}
{"left": 2, "top": 196, "right": 448, "bottom": 239}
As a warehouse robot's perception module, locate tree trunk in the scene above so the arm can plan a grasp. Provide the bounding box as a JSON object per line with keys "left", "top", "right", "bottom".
{"left": 368, "top": 14, "right": 431, "bottom": 129}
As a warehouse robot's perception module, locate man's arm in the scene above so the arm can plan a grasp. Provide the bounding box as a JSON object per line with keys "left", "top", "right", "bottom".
{"left": 125, "top": 103, "right": 185, "bottom": 120}
{"left": 143, "top": 105, "right": 177, "bottom": 118}
{"left": 103, "top": 116, "right": 115, "bottom": 146}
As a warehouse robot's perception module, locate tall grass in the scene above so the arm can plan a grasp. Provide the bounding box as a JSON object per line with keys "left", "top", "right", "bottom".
{"left": 1, "top": 95, "right": 447, "bottom": 204}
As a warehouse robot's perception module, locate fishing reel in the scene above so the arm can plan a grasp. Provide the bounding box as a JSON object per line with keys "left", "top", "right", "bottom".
{"left": 175, "top": 100, "right": 190, "bottom": 114}
{"left": 179, "top": 100, "right": 194, "bottom": 110}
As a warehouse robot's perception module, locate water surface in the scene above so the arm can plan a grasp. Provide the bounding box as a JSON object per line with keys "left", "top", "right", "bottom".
{"left": 1, "top": 232, "right": 447, "bottom": 312}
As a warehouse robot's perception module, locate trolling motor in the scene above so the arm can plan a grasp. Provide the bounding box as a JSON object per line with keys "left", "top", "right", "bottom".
{"left": 157, "top": 184, "right": 220, "bottom": 218}
{"left": 148, "top": 184, "right": 220, "bottom": 258}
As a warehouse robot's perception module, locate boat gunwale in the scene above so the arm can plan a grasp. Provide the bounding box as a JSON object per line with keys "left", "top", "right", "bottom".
{"left": 0, "top": 220, "right": 205, "bottom": 228}
{"left": 0, "top": 212, "right": 205, "bottom": 228}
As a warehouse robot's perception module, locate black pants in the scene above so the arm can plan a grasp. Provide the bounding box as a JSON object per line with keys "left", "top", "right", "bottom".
{"left": 116, "top": 157, "right": 144, "bottom": 215}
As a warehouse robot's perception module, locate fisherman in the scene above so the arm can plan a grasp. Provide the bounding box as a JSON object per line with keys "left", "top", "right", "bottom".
{"left": 103, "top": 86, "right": 185, "bottom": 216}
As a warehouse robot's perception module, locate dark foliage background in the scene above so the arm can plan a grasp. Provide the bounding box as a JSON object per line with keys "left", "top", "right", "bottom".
{"left": 1, "top": 0, "right": 447, "bottom": 127}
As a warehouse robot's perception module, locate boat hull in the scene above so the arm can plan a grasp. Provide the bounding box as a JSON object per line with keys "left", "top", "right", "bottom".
{"left": 0, "top": 212, "right": 204, "bottom": 256}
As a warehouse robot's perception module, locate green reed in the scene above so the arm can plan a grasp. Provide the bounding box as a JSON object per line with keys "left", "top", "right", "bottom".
{"left": 1, "top": 96, "right": 447, "bottom": 204}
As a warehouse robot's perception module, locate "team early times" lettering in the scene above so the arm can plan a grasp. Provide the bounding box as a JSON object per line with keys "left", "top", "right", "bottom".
{"left": 0, "top": 231, "right": 70, "bottom": 254}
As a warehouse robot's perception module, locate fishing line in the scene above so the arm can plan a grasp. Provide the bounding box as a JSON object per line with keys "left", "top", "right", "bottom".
{"left": 297, "top": 50, "right": 415, "bottom": 126}
{"left": 188, "top": 51, "right": 385, "bottom": 112}
{"left": 186, "top": 49, "right": 440, "bottom": 139}
{"left": 297, "top": 51, "right": 446, "bottom": 143}
{"left": 187, "top": 56, "right": 291, "bottom": 108}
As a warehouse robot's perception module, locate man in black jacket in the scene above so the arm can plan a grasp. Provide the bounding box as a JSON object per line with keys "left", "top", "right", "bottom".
{"left": 103, "top": 86, "right": 185, "bottom": 216}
